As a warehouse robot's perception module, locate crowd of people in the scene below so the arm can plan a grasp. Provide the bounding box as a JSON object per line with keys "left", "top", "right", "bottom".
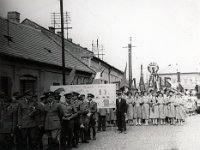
{"left": 121, "top": 89, "right": 188, "bottom": 127}
{"left": 0, "top": 90, "right": 98, "bottom": 150}
{"left": 0, "top": 88, "right": 197, "bottom": 150}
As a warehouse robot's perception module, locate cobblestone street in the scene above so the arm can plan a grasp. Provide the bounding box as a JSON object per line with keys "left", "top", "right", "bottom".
{"left": 76, "top": 115, "right": 200, "bottom": 150}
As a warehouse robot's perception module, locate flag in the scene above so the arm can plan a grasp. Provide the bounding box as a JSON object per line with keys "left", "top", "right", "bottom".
{"left": 120, "top": 62, "right": 127, "bottom": 88}
{"left": 94, "top": 69, "right": 104, "bottom": 79}
{"left": 66, "top": 67, "right": 76, "bottom": 85}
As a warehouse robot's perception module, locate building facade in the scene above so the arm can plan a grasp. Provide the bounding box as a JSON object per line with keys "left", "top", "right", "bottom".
{"left": 159, "top": 72, "right": 200, "bottom": 90}
{"left": 0, "top": 12, "right": 95, "bottom": 97}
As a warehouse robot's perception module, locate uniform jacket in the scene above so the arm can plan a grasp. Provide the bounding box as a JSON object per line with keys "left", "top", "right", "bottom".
{"left": 88, "top": 101, "right": 97, "bottom": 119}
{"left": 44, "top": 101, "right": 64, "bottom": 130}
{"left": 0, "top": 102, "right": 18, "bottom": 133}
{"left": 116, "top": 98, "right": 127, "bottom": 115}
{"left": 18, "top": 99, "right": 41, "bottom": 128}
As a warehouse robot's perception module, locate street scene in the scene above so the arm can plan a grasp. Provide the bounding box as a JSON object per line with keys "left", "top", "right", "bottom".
{"left": 77, "top": 115, "right": 200, "bottom": 150}
{"left": 0, "top": 0, "right": 200, "bottom": 150}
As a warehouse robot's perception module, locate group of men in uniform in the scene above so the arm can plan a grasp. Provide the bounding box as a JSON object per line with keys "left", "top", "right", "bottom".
{"left": 0, "top": 90, "right": 97, "bottom": 150}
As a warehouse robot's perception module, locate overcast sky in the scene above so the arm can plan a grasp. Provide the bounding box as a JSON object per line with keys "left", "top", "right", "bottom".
{"left": 1, "top": 0, "right": 200, "bottom": 80}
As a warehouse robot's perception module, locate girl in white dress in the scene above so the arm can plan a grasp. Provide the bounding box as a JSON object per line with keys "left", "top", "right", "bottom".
{"left": 157, "top": 93, "right": 165, "bottom": 125}
{"left": 133, "top": 92, "right": 142, "bottom": 126}
{"left": 126, "top": 92, "right": 134, "bottom": 125}
{"left": 149, "top": 92, "right": 159, "bottom": 125}
{"left": 168, "top": 91, "right": 176, "bottom": 125}
{"left": 141, "top": 91, "right": 150, "bottom": 125}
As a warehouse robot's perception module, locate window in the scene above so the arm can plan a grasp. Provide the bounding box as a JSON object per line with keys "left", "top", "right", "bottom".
{"left": 53, "top": 82, "right": 60, "bottom": 86}
{"left": 0, "top": 76, "right": 12, "bottom": 97}
{"left": 20, "top": 75, "right": 37, "bottom": 95}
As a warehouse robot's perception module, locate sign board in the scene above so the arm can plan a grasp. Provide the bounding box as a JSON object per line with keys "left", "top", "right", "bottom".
{"left": 50, "top": 84, "right": 116, "bottom": 108}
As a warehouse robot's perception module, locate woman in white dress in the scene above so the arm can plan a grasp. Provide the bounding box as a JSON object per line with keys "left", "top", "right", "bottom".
{"left": 168, "top": 91, "right": 176, "bottom": 125}
{"left": 175, "top": 93, "right": 186, "bottom": 125}
{"left": 149, "top": 92, "right": 159, "bottom": 125}
{"left": 157, "top": 93, "right": 165, "bottom": 125}
{"left": 133, "top": 92, "right": 142, "bottom": 126}
{"left": 141, "top": 91, "right": 150, "bottom": 125}
{"left": 126, "top": 92, "right": 134, "bottom": 125}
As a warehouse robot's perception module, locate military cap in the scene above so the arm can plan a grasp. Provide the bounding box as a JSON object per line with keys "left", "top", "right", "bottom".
{"left": 64, "top": 92, "right": 72, "bottom": 98}
{"left": 87, "top": 93, "right": 94, "bottom": 98}
{"left": 71, "top": 91, "right": 80, "bottom": 97}
{"left": 44, "top": 91, "right": 54, "bottom": 97}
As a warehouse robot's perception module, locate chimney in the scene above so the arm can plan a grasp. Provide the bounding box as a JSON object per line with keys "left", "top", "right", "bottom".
{"left": 7, "top": 11, "right": 20, "bottom": 23}
{"left": 57, "top": 31, "right": 62, "bottom": 37}
{"left": 49, "top": 27, "right": 55, "bottom": 33}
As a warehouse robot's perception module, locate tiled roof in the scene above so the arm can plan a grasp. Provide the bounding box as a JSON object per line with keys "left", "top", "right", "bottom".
{"left": 22, "top": 19, "right": 94, "bottom": 60}
{"left": 0, "top": 17, "right": 95, "bottom": 74}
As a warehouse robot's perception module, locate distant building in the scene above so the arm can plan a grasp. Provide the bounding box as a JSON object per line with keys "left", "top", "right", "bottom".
{"left": 22, "top": 17, "right": 124, "bottom": 89}
{"left": 0, "top": 12, "right": 95, "bottom": 97}
{"left": 159, "top": 72, "right": 200, "bottom": 90}
{"left": 0, "top": 11, "right": 124, "bottom": 97}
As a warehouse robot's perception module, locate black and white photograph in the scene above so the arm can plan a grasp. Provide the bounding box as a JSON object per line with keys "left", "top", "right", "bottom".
{"left": 0, "top": 0, "right": 200, "bottom": 149}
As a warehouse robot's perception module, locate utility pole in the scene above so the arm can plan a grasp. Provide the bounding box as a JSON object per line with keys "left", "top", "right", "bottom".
{"left": 60, "top": 0, "right": 65, "bottom": 85}
{"left": 123, "top": 37, "right": 136, "bottom": 91}
{"left": 92, "top": 39, "right": 105, "bottom": 60}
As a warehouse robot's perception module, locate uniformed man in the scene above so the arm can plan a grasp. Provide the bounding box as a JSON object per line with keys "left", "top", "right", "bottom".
{"left": 11, "top": 92, "right": 22, "bottom": 150}
{"left": 42, "top": 92, "right": 64, "bottom": 150}
{"left": 71, "top": 91, "right": 81, "bottom": 148}
{"left": 87, "top": 93, "right": 97, "bottom": 140}
{"left": 17, "top": 90, "right": 41, "bottom": 150}
{"left": 60, "top": 92, "right": 75, "bottom": 150}
{"left": 79, "top": 94, "right": 90, "bottom": 143}
{"left": 0, "top": 92, "right": 17, "bottom": 150}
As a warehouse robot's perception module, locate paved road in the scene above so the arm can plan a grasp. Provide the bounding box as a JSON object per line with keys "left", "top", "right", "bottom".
{"left": 75, "top": 115, "right": 200, "bottom": 150}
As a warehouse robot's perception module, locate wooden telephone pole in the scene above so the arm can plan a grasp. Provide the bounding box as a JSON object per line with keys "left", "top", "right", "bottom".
{"left": 60, "top": 0, "right": 66, "bottom": 85}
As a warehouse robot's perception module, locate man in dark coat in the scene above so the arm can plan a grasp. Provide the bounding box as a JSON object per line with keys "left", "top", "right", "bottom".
{"left": 17, "top": 90, "right": 41, "bottom": 150}
{"left": 79, "top": 94, "right": 90, "bottom": 143}
{"left": 42, "top": 92, "right": 64, "bottom": 150}
{"left": 0, "top": 92, "right": 17, "bottom": 150}
{"left": 116, "top": 91, "right": 127, "bottom": 134}
{"left": 60, "top": 92, "right": 77, "bottom": 150}
{"left": 87, "top": 93, "right": 97, "bottom": 140}
{"left": 71, "top": 92, "right": 81, "bottom": 148}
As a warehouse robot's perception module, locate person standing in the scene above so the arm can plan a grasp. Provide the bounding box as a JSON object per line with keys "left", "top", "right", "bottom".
{"left": 116, "top": 91, "right": 127, "bottom": 133}
{"left": 0, "top": 93, "right": 18, "bottom": 150}
{"left": 142, "top": 91, "right": 150, "bottom": 125}
{"left": 17, "top": 90, "right": 41, "bottom": 150}
{"left": 42, "top": 92, "right": 64, "bottom": 150}
{"left": 149, "top": 92, "right": 159, "bottom": 125}
{"left": 133, "top": 92, "right": 142, "bottom": 126}
{"left": 168, "top": 91, "right": 176, "bottom": 125}
{"left": 97, "top": 108, "right": 109, "bottom": 131}
{"left": 87, "top": 93, "right": 97, "bottom": 140}
{"left": 157, "top": 93, "right": 165, "bottom": 125}
{"left": 71, "top": 92, "right": 81, "bottom": 148}
{"left": 79, "top": 94, "right": 90, "bottom": 143}
{"left": 126, "top": 91, "right": 134, "bottom": 126}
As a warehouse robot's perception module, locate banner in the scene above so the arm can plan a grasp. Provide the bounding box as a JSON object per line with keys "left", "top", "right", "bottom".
{"left": 50, "top": 84, "right": 116, "bottom": 108}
